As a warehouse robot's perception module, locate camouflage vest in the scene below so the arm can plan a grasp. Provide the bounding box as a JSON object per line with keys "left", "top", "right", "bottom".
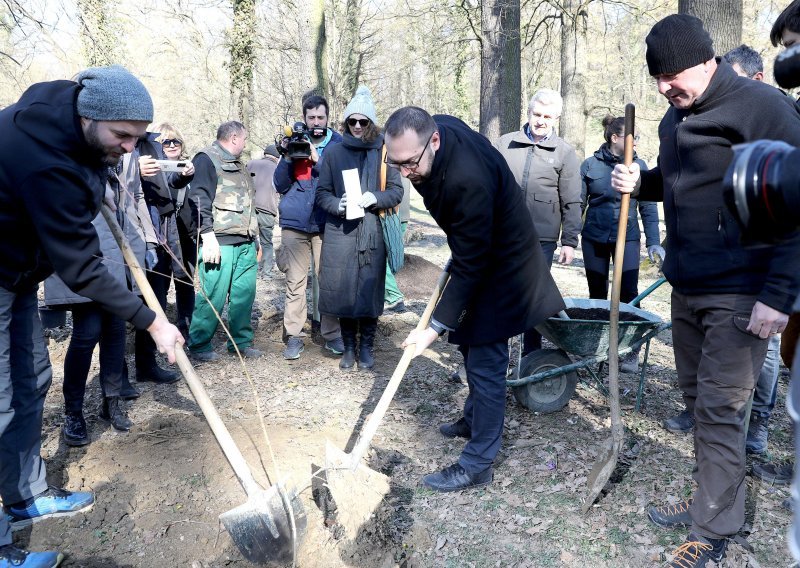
{"left": 201, "top": 143, "right": 258, "bottom": 238}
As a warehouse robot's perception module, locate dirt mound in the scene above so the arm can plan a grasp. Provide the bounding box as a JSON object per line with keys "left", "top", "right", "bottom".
{"left": 394, "top": 254, "right": 443, "bottom": 300}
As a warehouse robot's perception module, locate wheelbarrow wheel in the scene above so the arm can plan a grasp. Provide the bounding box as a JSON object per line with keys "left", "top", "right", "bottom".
{"left": 512, "top": 349, "right": 577, "bottom": 414}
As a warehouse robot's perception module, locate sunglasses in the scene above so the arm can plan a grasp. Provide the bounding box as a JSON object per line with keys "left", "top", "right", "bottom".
{"left": 161, "top": 139, "right": 183, "bottom": 147}
{"left": 347, "top": 118, "right": 370, "bottom": 128}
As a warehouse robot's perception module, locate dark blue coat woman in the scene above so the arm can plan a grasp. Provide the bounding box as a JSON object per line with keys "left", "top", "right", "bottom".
{"left": 315, "top": 87, "right": 403, "bottom": 370}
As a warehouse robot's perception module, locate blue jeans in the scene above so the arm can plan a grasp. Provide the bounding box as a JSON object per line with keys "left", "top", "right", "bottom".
{"left": 752, "top": 335, "right": 781, "bottom": 418}
{"left": 0, "top": 286, "right": 51, "bottom": 546}
{"left": 457, "top": 341, "right": 509, "bottom": 473}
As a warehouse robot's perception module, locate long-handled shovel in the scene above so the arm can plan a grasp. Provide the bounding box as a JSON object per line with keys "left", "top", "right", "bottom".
{"left": 324, "top": 260, "right": 452, "bottom": 539}
{"left": 583, "top": 104, "right": 635, "bottom": 513}
{"left": 101, "top": 205, "right": 306, "bottom": 565}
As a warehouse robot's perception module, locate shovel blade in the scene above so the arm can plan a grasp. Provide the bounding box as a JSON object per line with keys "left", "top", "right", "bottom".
{"left": 220, "top": 484, "right": 306, "bottom": 565}
{"left": 324, "top": 441, "right": 391, "bottom": 540}
{"left": 582, "top": 437, "right": 622, "bottom": 513}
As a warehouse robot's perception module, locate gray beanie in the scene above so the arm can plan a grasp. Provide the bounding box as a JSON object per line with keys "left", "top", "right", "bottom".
{"left": 343, "top": 86, "right": 378, "bottom": 124}
{"left": 74, "top": 65, "right": 154, "bottom": 122}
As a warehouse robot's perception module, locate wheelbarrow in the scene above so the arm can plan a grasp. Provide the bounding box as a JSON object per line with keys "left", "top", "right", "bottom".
{"left": 507, "top": 277, "right": 672, "bottom": 414}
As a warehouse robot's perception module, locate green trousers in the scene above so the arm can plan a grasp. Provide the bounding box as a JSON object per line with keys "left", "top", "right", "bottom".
{"left": 384, "top": 222, "right": 407, "bottom": 304}
{"left": 189, "top": 241, "right": 257, "bottom": 353}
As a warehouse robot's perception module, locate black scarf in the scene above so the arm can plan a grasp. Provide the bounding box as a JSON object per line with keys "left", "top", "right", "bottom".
{"left": 343, "top": 133, "right": 383, "bottom": 268}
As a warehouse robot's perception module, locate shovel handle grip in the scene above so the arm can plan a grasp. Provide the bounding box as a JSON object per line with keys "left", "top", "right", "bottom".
{"left": 347, "top": 260, "right": 452, "bottom": 470}
{"left": 101, "top": 206, "right": 262, "bottom": 496}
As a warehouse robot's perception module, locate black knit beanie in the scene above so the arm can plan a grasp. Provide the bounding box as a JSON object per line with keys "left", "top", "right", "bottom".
{"left": 645, "top": 14, "right": 715, "bottom": 76}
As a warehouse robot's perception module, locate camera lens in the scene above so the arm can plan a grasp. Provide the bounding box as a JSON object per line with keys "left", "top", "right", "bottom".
{"left": 725, "top": 140, "right": 800, "bottom": 242}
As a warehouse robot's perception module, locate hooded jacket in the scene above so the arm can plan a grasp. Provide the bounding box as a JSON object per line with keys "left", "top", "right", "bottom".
{"left": 0, "top": 80, "right": 155, "bottom": 329}
{"left": 413, "top": 115, "right": 565, "bottom": 345}
{"left": 580, "top": 143, "right": 660, "bottom": 246}
{"left": 638, "top": 59, "right": 800, "bottom": 314}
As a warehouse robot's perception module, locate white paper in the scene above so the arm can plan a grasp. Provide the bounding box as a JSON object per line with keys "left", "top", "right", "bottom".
{"left": 342, "top": 169, "right": 365, "bottom": 220}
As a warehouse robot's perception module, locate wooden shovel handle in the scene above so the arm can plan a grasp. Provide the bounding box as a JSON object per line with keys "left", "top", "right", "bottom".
{"left": 347, "top": 259, "right": 452, "bottom": 470}
{"left": 607, "top": 105, "right": 635, "bottom": 445}
{"left": 101, "top": 205, "right": 262, "bottom": 496}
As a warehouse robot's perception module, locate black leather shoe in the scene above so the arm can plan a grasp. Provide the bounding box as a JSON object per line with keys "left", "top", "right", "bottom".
{"left": 63, "top": 412, "right": 89, "bottom": 446}
{"left": 439, "top": 418, "right": 471, "bottom": 439}
{"left": 136, "top": 363, "right": 179, "bottom": 384}
{"left": 422, "top": 463, "right": 493, "bottom": 492}
{"left": 100, "top": 397, "right": 132, "bottom": 432}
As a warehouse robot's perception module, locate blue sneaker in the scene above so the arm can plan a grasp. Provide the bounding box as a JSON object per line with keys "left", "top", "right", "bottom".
{"left": 0, "top": 544, "right": 63, "bottom": 567}
{"left": 5, "top": 486, "right": 94, "bottom": 530}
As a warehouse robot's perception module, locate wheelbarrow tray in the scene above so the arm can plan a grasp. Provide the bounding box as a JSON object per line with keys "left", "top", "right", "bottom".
{"left": 536, "top": 298, "right": 663, "bottom": 357}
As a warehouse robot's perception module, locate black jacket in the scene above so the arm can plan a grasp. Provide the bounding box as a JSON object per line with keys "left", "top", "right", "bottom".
{"left": 580, "top": 144, "right": 659, "bottom": 246}
{"left": 639, "top": 59, "right": 800, "bottom": 314}
{"left": 413, "top": 115, "right": 565, "bottom": 345}
{"left": 315, "top": 134, "right": 404, "bottom": 318}
{"left": 0, "top": 80, "right": 155, "bottom": 329}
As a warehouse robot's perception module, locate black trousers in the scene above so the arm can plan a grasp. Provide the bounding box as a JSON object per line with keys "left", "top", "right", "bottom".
{"left": 582, "top": 238, "right": 640, "bottom": 304}
{"left": 63, "top": 303, "right": 125, "bottom": 413}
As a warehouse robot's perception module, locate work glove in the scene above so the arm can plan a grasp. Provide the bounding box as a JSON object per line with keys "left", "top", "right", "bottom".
{"left": 358, "top": 192, "right": 377, "bottom": 209}
{"left": 338, "top": 194, "right": 348, "bottom": 216}
{"left": 145, "top": 244, "right": 158, "bottom": 270}
{"left": 201, "top": 232, "right": 221, "bottom": 265}
{"left": 647, "top": 244, "right": 666, "bottom": 264}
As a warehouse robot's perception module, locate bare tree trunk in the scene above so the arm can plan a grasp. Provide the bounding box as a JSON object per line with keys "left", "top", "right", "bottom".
{"left": 229, "top": 0, "right": 256, "bottom": 129}
{"left": 559, "top": 0, "right": 588, "bottom": 159}
{"left": 311, "top": 0, "right": 329, "bottom": 96}
{"left": 479, "top": 0, "right": 520, "bottom": 140}
{"left": 679, "top": 0, "right": 743, "bottom": 55}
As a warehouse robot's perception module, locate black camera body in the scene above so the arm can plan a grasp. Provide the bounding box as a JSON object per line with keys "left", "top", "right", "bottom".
{"left": 275, "top": 121, "right": 312, "bottom": 160}
{"left": 722, "top": 45, "right": 800, "bottom": 243}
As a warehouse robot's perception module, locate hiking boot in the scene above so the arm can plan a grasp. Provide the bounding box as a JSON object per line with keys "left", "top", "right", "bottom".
{"left": 283, "top": 337, "right": 304, "bottom": 360}
{"left": 136, "top": 362, "right": 179, "bottom": 384}
{"left": 385, "top": 299, "right": 406, "bottom": 313}
{"left": 357, "top": 319, "right": 377, "bottom": 370}
{"left": 666, "top": 532, "right": 726, "bottom": 567}
{"left": 751, "top": 460, "right": 793, "bottom": 485}
{"left": 648, "top": 499, "right": 693, "bottom": 528}
{"left": 422, "top": 463, "right": 493, "bottom": 492}
{"left": 0, "top": 545, "right": 63, "bottom": 568}
{"left": 324, "top": 337, "right": 345, "bottom": 356}
{"left": 99, "top": 397, "right": 132, "bottom": 432}
{"left": 339, "top": 319, "right": 357, "bottom": 370}
{"left": 235, "top": 346, "right": 263, "bottom": 359}
{"left": 746, "top": 413, "right": 769, "bottom": 455}
{"left": 190, "top": 350, "right": 220, "bottom": 363}
{"left": 62, "top": 412, "right": 89, "bottom": 447}
{"left": 5, "top": 486, "right": 94, "bottom": 530}
{"left": 439, "top": 418, "right": 472, "bottom": 439}
{"left": 663, "top": 410, "right": 695, "bottom": 434}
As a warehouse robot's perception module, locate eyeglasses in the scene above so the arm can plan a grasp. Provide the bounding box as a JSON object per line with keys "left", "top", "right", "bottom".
{"left": 162, "top": 139, "right": 183, "bottom": 147}
{"left": 613, "top": 134, "right": 641, "bottom": 142}
{"left": 347, "top": 118, "right": 370, "bottom": 128}
{"left": 384, "top": 134, "right": 433, "bottom": 171}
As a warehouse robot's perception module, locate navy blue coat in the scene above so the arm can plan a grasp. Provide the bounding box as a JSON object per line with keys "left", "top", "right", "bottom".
{"left": 580, "top": 144, "right": 659, "bottom": 246}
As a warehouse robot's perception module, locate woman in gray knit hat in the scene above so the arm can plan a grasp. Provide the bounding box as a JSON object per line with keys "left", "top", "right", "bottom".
{"left": 315, "top": 86, "right": 404, "bottom": 370}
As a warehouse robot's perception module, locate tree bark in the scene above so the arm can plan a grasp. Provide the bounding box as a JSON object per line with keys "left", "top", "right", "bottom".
{"left": 479, "top": 0, "right": 521, "bottom": 141}
{"left": 558, "top": 0, "right": 588, "bottom": 159}
{"left": 678, "top": 0, "right": 743, "bottom": 55}
{"left": 76, "top": 0, "right": 118, "bottom": 66}
{"left": 229, "top": 0, "right": 256, "bottom": 129}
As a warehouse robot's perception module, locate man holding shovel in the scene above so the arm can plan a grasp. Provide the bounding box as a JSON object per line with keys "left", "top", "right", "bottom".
{"left": 610, "top": 15, "right": 800, "bottom": 567}
{"left": 0, "top": 65, "right": 184, "bottom": 567}
{"left": 384, "top": 107, "right": 565, "bottom": 492}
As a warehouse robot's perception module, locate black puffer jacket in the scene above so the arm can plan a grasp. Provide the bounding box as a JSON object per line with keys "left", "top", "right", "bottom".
{"left": 639, "top": 59, "right": 800, "bottom": 314}
{"left": 414, "top": 115, "right": 565, "bottom": 345}
{"left": 0, "top": 80, "right": 155, "bottom": 329}
{"left": 315, "top": 133, "right": 403, "bottom": 318}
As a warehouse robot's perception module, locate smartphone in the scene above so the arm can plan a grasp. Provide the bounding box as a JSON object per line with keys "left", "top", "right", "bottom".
{"left": 155, "top": 159, "right": 189, "bottom": 173}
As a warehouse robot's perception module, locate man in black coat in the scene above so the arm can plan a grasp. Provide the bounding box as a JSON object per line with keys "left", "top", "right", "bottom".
{"left": 612, "top": 15, "right": 800, "bottom": 567}
{"left": 384, "top": 107, "right": 565, "bottom": 492}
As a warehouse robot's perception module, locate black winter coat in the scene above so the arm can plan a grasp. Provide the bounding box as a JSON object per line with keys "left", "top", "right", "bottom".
{"left": 580, "top": 144, "right": 659, "bottom": 246}
{"left": 414, "top": 115, "right": 565, "bottom": 345}
{"left": 0, "top": 80, "right": 155, "bottom": 329}
{"left": 638, "top": 59, "right": 800, "bottom": 314}
{"left": 315, "top": 133, "right": 404, "bottom": 318}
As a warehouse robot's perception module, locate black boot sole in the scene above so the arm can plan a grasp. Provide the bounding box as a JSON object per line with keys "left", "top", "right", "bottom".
{"left": 63, "top": 432, "right": 90, "bottom": 447}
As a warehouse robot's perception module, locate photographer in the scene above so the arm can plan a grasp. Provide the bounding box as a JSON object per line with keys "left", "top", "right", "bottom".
{"left": 611, "top": 15, "right": 800, "bottom": 567}
{"left": 273, "top": 95, "right": 343, "bottom": 360}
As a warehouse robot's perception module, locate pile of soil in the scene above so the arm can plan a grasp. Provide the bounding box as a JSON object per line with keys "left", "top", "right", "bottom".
{"left": 564, "top": 307, "right": 647, "bottom": 322}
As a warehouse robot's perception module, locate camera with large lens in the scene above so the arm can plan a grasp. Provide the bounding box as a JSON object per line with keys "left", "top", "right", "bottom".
{"left": 275, "top": 121, "right": 312, "bottom": 159}
{"left": 722, "top": 44, "right": 800, "bottom": 244}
